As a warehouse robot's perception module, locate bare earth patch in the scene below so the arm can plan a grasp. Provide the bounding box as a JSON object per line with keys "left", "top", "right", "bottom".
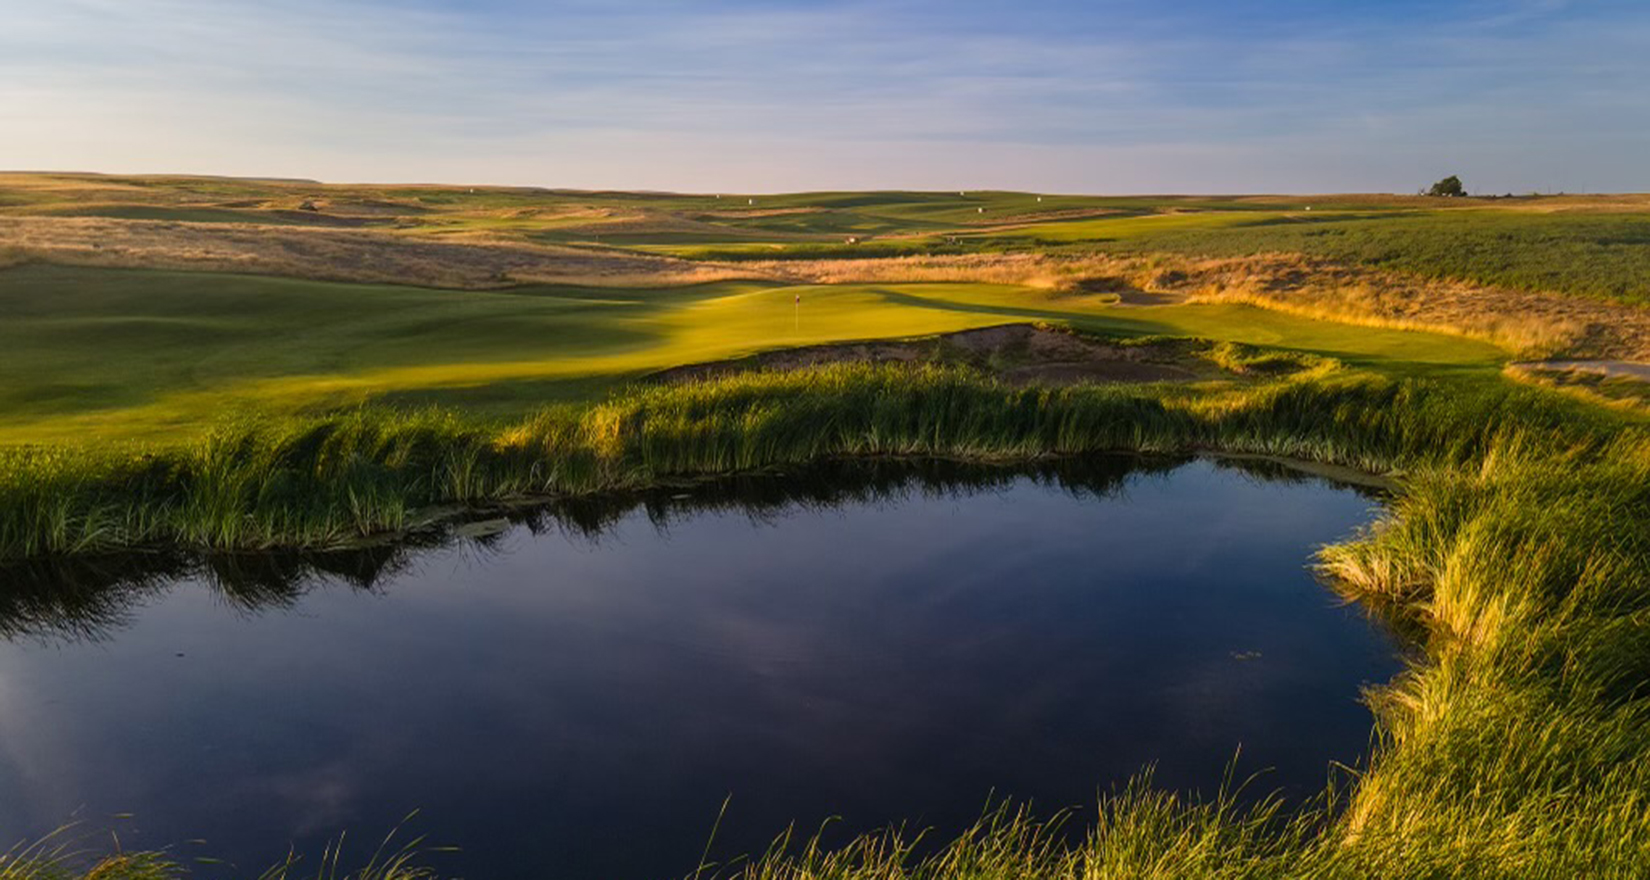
{"left": 1504, "top": 359, "right": 1650, "bottom": 410}
{"left": 1511, "top": 360, "right": 1650, "bottom": 382}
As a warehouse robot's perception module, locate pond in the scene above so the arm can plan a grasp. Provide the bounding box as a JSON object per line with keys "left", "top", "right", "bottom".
{"left": 0, "top": 456, "right": 1400, "bottom": 879}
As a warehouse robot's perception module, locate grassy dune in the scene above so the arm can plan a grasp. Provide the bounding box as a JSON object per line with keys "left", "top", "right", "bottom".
{"left": 1093, "top": 209, "right": 1650, "bottom": 306}
{"left": 700, "top": 206, "right": 1650, "bottom": 307}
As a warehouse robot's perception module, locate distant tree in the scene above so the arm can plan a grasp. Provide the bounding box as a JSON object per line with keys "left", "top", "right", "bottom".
{"left": 1428, "top": 175, "right": 1467, "bottom": 197}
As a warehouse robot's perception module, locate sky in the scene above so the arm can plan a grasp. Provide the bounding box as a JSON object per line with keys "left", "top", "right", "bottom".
{"left": 3, "top": 0, "right": 1646, "bottom": 193}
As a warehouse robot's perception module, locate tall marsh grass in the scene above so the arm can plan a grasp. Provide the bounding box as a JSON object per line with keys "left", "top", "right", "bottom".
{"left": 0, "top": 824, "right": 439, "bottom": 880}
{"left": 0, "top": 364, "right": 1569, "bottom": 560}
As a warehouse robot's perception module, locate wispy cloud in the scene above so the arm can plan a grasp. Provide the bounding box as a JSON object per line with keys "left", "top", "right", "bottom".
{"left": 2, "top": 0, "right": 1646, "bottom": 192}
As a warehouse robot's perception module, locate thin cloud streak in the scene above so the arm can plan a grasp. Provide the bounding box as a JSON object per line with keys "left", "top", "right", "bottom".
{"left": 1, "top": 0, "right": 1645, "bottom": 192}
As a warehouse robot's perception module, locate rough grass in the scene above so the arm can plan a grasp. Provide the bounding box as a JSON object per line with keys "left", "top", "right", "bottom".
{"left": 1182, "top": 276, "right": 1592, "bottom": 361}
{"left": 0, "top": 216, "right": 753, "bottom": 289}
{"left": 0, "top": 824, "right": 438, "bottom": 880}
{"left": 1094, "top": 209, "right": 1650, "bottom": 307}
{"left": 750, "top": 252, "right": 1647, "bottom": 360}
{"left": 0, "top": 359, "right": 1617, "bottom": 561}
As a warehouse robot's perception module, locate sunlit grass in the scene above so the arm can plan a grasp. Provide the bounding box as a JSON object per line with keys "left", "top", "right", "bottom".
{"left": 0, "top": 822, "right": 441, "bottom": 880}
{"left": 0, "top": 265, "right": 1503, "bottom": 445}
{"left": 1092, "top": 209, "right": 1650, "bottom": 306}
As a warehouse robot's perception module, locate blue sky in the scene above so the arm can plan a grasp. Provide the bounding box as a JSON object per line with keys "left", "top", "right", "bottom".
{"left": 3, "top": 0, "right": 1646, "bottom": 192}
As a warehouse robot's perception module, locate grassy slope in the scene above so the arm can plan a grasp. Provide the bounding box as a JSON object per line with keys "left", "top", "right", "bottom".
{"left": 0, "top": 264, "right": 1502, "bottom": 446}
{"left": 1093, "top": 209, "right": 1650, "bottom": 305}
{"left": 611, "top": 205, "right": 1650, "bottom": 308}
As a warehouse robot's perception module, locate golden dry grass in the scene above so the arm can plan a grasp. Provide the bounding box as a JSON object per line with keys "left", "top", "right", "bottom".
{"left": 1223, "top": 191, "right": 1650, "bottom": 211}
{"left": 1168, "top": 254, "right": 1610, "bottom": 360}
{"left": 0, "top": 216, "right": 759, "bottom": 288}
{"left": 753, "top": 253, "right": 1117, "bottom": 288}
{"left": 759, "top": 252, "right": 1648, "bottom": 360}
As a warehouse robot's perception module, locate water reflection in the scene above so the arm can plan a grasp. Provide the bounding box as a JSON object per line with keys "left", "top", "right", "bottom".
{"left": 1, "top": 455, "right": 1260, "bottom": 644}
{"left": 0, "top": 455, "right": 1394, "bottom": 880}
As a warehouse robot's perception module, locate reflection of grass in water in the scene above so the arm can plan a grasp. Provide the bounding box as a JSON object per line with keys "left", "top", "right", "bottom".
{"left": 0, "top": 454, "right": 1186, "bottom": 641}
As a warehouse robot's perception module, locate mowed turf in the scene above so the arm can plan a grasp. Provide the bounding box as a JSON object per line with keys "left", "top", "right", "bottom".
{"left": 0, "top": 263, "right": 1505, "bottom": 445}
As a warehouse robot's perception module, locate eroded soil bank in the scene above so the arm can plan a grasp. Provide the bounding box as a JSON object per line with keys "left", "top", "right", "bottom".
{"left": 1506, "top": 358, "right": 1650, "bottom": 409}
{"left": 648, "top": 323, "right": 1300, "bottom": 386}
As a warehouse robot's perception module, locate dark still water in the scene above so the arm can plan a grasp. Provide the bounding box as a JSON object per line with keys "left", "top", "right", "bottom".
{"left": 0, "top": 457, "right": 1399, "bottom": 880}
